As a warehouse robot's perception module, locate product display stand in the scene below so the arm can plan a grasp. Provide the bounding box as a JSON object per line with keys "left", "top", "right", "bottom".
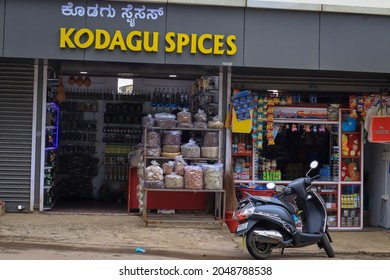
{"left": 141, "top": 126, "right": 225, "bottom": 227}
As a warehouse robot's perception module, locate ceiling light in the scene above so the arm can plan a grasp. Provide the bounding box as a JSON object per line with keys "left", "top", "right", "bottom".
{"left": 80, "top": 71, "right": 88, "bottom": 74}
{"left": 169, "top": 74, "right": 177, "bottom": 78}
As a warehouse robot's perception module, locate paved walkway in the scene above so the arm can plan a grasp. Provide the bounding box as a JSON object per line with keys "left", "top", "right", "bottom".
{"left": 0, "top": 212, "right": 389, "bottom": 259}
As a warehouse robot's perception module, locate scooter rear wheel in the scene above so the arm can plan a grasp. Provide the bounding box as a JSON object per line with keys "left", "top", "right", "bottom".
{"left": 246, "top": 227, "right": 273, "bottom": 260}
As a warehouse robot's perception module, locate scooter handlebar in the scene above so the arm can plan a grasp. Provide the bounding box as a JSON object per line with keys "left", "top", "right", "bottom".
{"left": 305, "top": 174, "right": 320, "bottom": 185}
{"left": 283, "top": 187, "right": 292, "bottom": 195}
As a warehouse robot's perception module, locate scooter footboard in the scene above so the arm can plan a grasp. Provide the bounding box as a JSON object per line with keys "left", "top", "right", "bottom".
{"left": 295, "top": 232, "right": 325, "bottom": 244}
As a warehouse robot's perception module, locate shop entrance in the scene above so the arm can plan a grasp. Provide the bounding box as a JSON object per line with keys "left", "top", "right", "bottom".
{"left": 228, "top": 68, "right": 390, "bottom": 229}
{"left": 42, "top": 61, "right": 220, "bottom": 214}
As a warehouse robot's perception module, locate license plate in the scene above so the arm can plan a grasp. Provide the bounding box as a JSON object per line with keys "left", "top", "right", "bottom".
{"left": 237, "top": 222, "right": 248, "bottom": 232}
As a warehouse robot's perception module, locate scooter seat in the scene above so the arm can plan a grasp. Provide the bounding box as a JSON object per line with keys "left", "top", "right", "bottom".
{"left": 270, "top": 199, "right": 296, "bottom": 214}
{"left": 253, "top": 196, "right": 297, "bottom": 215}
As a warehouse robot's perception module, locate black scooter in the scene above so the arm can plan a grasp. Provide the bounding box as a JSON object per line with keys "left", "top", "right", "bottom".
{"left": 233, "top": 161, "right": 335, "bottom": 259}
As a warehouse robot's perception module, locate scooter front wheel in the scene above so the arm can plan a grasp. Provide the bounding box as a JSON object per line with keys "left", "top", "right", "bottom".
{"left": 246, "top": 227, "right": 273, "bottom": 260}
{"left": 318, "top": 234, "right": 335, "bottom": 258}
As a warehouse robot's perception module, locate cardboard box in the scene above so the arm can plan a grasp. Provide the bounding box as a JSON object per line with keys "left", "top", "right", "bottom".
{"left": 0, "top": 201, "right": 5, "bottom": 216}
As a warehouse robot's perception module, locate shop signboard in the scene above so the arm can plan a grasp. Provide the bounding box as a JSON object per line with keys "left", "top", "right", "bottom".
{"left": 2, "top": 0, "right": 244, "bottom": 66}
{"left": 370, "top": 116, "right": 390, "bottom": 143}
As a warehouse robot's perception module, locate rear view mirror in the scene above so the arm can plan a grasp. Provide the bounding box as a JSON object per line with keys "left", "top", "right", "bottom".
{"left": 310, "top": 161, "right": 319, "bottom": 169}
{"left": 266, "top": 182, "right": 276, "bottom": 189}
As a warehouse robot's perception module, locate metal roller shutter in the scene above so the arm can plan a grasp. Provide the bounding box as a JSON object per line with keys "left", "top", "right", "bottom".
{"left": 0, "top": 59, "right": 35, "bottom": 212}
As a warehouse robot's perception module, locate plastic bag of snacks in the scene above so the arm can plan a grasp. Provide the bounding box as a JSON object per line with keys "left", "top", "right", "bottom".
{"left": 203, "top": 163, "right": 223, "bottom": 190}
{"left": 201, "top": 147, "right": 219, "bottom": 158}
{"left": 194, "top": 121, "right": 207, "bottom": 129}
{"left": 162, "top": 130, "right": 182, "bottom": 146}
{"left": 177, "top": 122, "right": 194, "bottom": 128}
{"left": 161, "top": 152, "right": 181, "bottom": 157}
{"left": 174, "top": 155, "right": 187, "bottom": 176}
{"left": 194, "top": 109, "right": 207, "bottom": 122}
{"left": 145, "top": 130, "right": 161, "bottom": 148}
{"left": 162, "top": 145, "right": 180, "bottom": 153}
{"left": 145, "top": 160, "right": 164, "bottom": 181}
{"left": 181, "top": 139, "right": 200, "bottom": 158}
{"left": 165, "top": 173, "right": 184, "bottom": 189}
{"left": 142, "top": 114, "right": 154, "bottom": 128}
{"left": 203, "top": 131, "right": 219, "bottom": 147}
{"left": 207, "top": 116, "right": 224, "bottom": 129}
{"left": 162, "top": 161, "right": 175, "bottom": 175}
{"left": 155, "top": 112, "right": 176, "bottom": 120}
{"left": 155, "top": 113, "right": 177, "bottom": 128}
{"left": 144, "top": 180, "right": 165, "bottom": 189}
{"left": 177, "top": 108, "right": 192, "bottom": 123}
{"left": 184, "top": 165, "right": 203, "bottom": 189}
{"left": 145, "top": 147, "right": 161, "bottom": 157}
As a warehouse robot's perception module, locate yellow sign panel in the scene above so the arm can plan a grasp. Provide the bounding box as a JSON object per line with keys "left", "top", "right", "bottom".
{"left": 59, "top": 28, "right": 237, "bottom": 56}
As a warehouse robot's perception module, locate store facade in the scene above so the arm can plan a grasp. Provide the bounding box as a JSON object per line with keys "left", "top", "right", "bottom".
{"left": 0, "top": 0, "right": 389, "bottom": 228}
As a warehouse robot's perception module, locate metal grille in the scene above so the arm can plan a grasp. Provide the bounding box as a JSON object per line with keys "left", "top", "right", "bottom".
{"left": 0, "top": 59, "right": 35, "bottom": 212}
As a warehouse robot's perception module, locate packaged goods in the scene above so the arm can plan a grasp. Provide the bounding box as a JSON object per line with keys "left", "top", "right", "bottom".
{"left": 155, "top": 113, "right": 177, "bottom": 128}
{"left": 162, "top": 145, "right": 180, "bottom": 153}
{"left": 194, "top": 109, "right": 207, "bottom": 122}
{"left": 129, "top": 146, "right": 143, "bottom": 167}
{"left": 154, "top": 113, "right": 176, "bottom": 120}
{"left": 162, "top": 130, "right": 182, "bottom": 145}
{"left": 165, "top": 173, "right": 184, "bottom": 189}
{"left": 161, "top": 152, "right": 181, "bottom": 157}
{"left": 155, "top": 118, "right": 177, "bottom": 128}
{"left": 194, "top": 121, "right": 207, "bottom": 129}
{"left": 203, "top": 131, "right": 219, "bottom": 147}
{"left": 207, "top": 116, "right": 224, "bottom": 129}
{"left": 177, "top": 109, "right": 192, "bottom": 123}
{"left": 174, "top": 155, "right": 188, "bottom": 176}
{"left": 181, "top": 139, "right": 200, "bottom": 158}
{"left": 201, "top": 147, "right": 219, "bottom": 158}
{"left": 145, "top": 131, "right": 161, "bottom": 148}
{"left": 142, "top": 114, "right": 154, "bottom": 127}
{"left": 203, "top": 164, "right": 223, "bottom": 190}
{"left": 145, "top": 160, "right": 164, "bottom": 180}
{"left": 184, "top": 165, "right": 203, "bottom": 189}
{"left": 145, "top": 147, "right": 161, "bottom": 157}
{"left": 144, "top": 180, "right": 165, "bottom": 189}
{"left": 162, "top": 161, "right": 175, "bottom": 175}
{"left": 177, "top": 122, "right": 194, "bottom": 128}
